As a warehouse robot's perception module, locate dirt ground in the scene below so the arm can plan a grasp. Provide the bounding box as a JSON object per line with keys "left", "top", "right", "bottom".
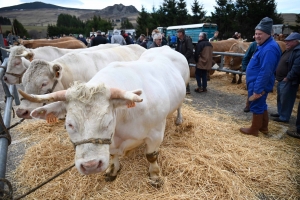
{"left": 1, "top": 70, "right": 299, "bottom": 199}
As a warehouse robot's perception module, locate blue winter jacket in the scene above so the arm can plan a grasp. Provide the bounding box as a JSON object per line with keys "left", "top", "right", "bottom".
{"left": 246, "top": 37, "right": 281, "bottom": 94}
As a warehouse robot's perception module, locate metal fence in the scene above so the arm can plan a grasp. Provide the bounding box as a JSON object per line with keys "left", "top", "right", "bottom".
{"left": 190, "top": 51, "right": 246, "bottom": 75}
{"left": 0, "top": 33, "right": 21, "bottom": 198}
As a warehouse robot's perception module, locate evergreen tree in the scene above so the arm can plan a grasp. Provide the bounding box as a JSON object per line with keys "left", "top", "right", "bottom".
{"left": 190, "top": 0, "right": 206, "bottom": 24}
{"left": 12, "top": 19, "right": 29, "bottom": 38}
{"left": 176, "top": 0, "right": 189, "bottom": 25}
{"left": 289, "top": 14, "right": 300, "bottom": 33}
{"left": 0, "top": 16, "right": 11, "bottom": 25}
{"left": 161, "top": 0, "right": 178, "bottom": 26}
{"left": 121, "top": 18, "right": 134, "bottom": 29}
{"left": 136, "top": 6, "right": 151, "bottom": 36}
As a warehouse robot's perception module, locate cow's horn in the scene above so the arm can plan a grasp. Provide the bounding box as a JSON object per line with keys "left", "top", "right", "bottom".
{"left": 15, "top": 51, "right": 29, "bottom": 57}
{"left": 18, "top": 89, "right": 67, "bottom": 103}
{"left": 110, "top": 88, "right": 143, "bottom": 102}
{"left": 0, "top": 47, "right": 11, "bottom": 52}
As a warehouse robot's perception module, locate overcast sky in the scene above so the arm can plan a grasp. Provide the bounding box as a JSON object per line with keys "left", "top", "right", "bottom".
{"left": 0, "top": 0, "right": 299, "bottom": 14}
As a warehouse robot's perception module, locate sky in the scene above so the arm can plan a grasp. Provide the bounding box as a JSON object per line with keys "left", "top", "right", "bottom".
{"left": 0, "top": 0, "right": 299, "bottom": 14}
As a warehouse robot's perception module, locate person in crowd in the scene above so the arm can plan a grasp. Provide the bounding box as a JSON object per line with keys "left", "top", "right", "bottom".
{"left": 161, "top": 33, "right": 168, "bottom": 46}
{"left": 77, "top": 34, "right": 88, "bottom": 46}
{"left": 209, "top": 31, "right": 220, "bottom": 42}
{"left": 239, "top": 17, "right": 281, "bottom": 137}
{"left": 232, "top": 32, "right": 239, "bottom": 39}
{"left": 140, "top": 37, "right": 148, "bottom": 49}
{"left": 147, "top": 29, "right": 160, "bottom": 49}
{"left": 194, "top": 32, "right": 213, "bottom": 93}
{"left": 91, "top": 30, "right": 107, "bottom": 46}
{"left": 121, "top": 30, "right": 132, "bottom": 45}
{"left": 271, "top": 32, "right": 300, "bottom": 124}
{"left": 170, "top": 34, "right": 177, "bottom": 48}
{"left": 136, "top": 34, "right": 146, "bottom": 45}
{"left": 111, "top": 30, "right": 126, "bottom": 45}
{"left": 175, "top": 28, "right": 194, "bottom": 94}
{"left": 167, "top": 34, "right": 171, "bottom": 45}
{"left": 237, "top": 33, "right": 242, "bottom": 40}
{"left": 242, "top": 39, "right": 258, "bottom": 113}
{"left": 149, "top": 33, "right": 163, "bottom": 48}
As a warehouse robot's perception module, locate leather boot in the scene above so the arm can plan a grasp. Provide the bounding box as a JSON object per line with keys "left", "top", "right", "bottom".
{"left": 240, "top": 114, "right": 263, "bottom": 137}
{"left": 259, "top": 110, "right": 269, "bottom": 134}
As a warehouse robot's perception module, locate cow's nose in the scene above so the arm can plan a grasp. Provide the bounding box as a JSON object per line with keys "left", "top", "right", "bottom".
{"left": 3, "top": 76, "right": 8, "bottom": 81}
{"left": 16, "top": 108, "right": 32, "bottom": 119}
{"left": 81, "top": 160, "right": 102, "bottom": 172}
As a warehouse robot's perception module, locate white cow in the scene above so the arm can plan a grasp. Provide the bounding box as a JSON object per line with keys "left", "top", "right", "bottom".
{"left": 1, "top": 44, "right": 120, "bottom": 84}
{"left": 16, "top": 44, "right": 146, "bottom": 119}
{"left": 19, "top": 46, "right": 189, "bottom": 187}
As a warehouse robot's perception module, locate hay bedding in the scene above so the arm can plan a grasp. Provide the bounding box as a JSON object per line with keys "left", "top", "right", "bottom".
{"left": 9, "top": 104, "right": 300, "bottom": 199}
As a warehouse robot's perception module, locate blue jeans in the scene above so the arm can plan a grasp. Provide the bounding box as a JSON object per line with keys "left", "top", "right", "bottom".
{"left": 276, "top": 81, "right": 299, "bottom": 121}
{"left": 195, "top": 68, "right": 207, "bottom": 89}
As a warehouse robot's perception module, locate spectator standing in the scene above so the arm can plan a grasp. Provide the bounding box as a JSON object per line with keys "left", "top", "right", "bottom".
{"left": 242, "top": 40, "right": 258, "bottom": 112}
{"left": 209, "top": 31, "right": 220, "bottom": 42}
{"left": 271, "top": 32, "right": 300, "bottom": 124}
{"left": 170, "top": 34, "right": 177, "bottom": 48}
{"left": 147, "top": 29, "right": 160, "bottom": 49}
{"left": 240, "top": 17, "right": 281, "bottom": 137}
{"left": 77, "top": 34, "right": 88, "bottom": 46}
{"left": 161, "top": 33, "right": 168, "bottom": 46}
{"left": 121, "top": 30, "right": 132, "bottom": 45}
{"left": 91, "top": 30, "right": 107, "bottom": 46}
{"left": 232, "top": 32, "right": 239, "bottom": 39}
{"left": 193, "top": 32, "right": 213, "bottom": 93}
{"left": 175, "top": 28, "right": 194, "bottom": 94}
{"left": 149, "top": 33, "right": 163, "bottom": 48}
{"left": 111, "top": 30, "right": 126, "bottom": 45}
{"left": 136, "top": 34, "right": 145, "bottom": 45}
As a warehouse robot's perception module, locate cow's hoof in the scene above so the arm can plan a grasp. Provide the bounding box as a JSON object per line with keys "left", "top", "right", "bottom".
{"left": 105, "top": 174, "right": 117, "bottom": 182}
{"left": 149, "top": 177, "right": 164, "bottom": 188}
{"left": 237, "top": 81, "right": 242, "bottom": 84}
{"left": 175, "top": 119, "right": 183, "bottom": 125}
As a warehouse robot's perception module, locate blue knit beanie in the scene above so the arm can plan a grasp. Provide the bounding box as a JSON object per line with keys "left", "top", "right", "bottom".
{"left": 255, "top": 17, "right": 273, "bottom": 35}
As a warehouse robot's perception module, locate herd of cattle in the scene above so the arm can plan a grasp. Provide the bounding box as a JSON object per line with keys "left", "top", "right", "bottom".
{"left": 0, "top": 37, "right": 286, "bottom": 187}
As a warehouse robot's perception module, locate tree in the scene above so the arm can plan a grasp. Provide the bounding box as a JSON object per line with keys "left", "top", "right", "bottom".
{"left": 176, "top": 0, "right": 189, "bottom": 25}
{"left": 136, "top": 6, "right": 151, "bottom": 36}
{"left": 12, "top": 19, "right": 29, "bottom": 38}
{"left": 0, "top": 16, "right": 11, "bottom": 25}
{"left": 190, "top": 0, "right": 206, "bottom": 24}
{"left": 211, "top": 0, "right": 236, "bottom": 39}
{"left": 235, "top": 0, "right": 283, "bottom": 40}
{"left": 121, "top": 18, "right": 134, "bottom": 29}
{"left": 161, "top": 0, "right": 178, "bottom": 26}
{"left": 289, "top": 14, "right": 300, "bottom": 33}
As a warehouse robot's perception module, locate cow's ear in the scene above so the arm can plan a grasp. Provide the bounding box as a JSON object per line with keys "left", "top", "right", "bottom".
{"left": 52, "top": 64, "right": 62, "bottom": 79}
{"left": 31, "top": 102, "right": 66, "bottom": 122}
{"left": 26, "top": 52, "right": 34, "bottom": 61}
{"left": 111, "top": 90, "right": 143, "bottom": 108}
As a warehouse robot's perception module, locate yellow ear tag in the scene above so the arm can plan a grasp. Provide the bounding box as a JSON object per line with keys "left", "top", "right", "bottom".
{"left": 46, "top": 113, "right": 58, "bottom": 124}
{"left": 127, "top": 102, "right": 136, "bottom": 108}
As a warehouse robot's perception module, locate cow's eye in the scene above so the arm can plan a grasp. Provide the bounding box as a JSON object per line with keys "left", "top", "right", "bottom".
{"left": 41, "top": 83, "right": 47, "bottom": 87}
{"left": 67, "top": 123, "right": 74, "bottom": 129}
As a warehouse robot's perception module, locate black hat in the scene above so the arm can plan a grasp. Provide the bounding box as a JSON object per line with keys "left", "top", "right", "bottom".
{"left": 177, "top": 28, "right": 185, "bottom": 34}
{"left": 255, "top": 17, "right": 273, "bottom": 35}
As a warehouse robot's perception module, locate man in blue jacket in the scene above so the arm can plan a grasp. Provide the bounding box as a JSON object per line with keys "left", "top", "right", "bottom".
{"left": 240, "top": 17, "right": 281, "bottom": 137}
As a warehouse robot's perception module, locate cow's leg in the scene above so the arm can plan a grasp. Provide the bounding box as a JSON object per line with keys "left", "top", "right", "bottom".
{"left": 237, "top": 74, "right": 242, "bottom": 84}
{"left": 231, "top": 74, "right": 237, "bottom": 84}
{"left": 175, "top": 106, "right": 183, "bottom": 125}
{"left": 145, "top": 121, "right": 165, "bottom": 188}
{"left": 105, "top": 139, "right": 144, "bottom": 181}
{"left": 104, "top": 154, "right": 120, "bottom": 182}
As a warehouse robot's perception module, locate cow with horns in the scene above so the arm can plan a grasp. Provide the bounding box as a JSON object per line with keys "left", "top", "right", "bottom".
{"left": 16, "top": 44, "right": 146, "bottom": 119}
{"left": 19, "top": 46, "right": 189, "bottom": 187}
{"left": 1, "top": 44, "right": 120, "bottom": 85}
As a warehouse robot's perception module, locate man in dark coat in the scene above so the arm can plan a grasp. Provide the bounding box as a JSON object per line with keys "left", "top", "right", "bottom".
{"left": 91, "top": 30, "right": 107, "bottom": 46}
{"left": 193, "top": 32, "right": 213, "bottom": 93}
{"left": 175, "top": 28, "right": 194, "bottom": 94}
